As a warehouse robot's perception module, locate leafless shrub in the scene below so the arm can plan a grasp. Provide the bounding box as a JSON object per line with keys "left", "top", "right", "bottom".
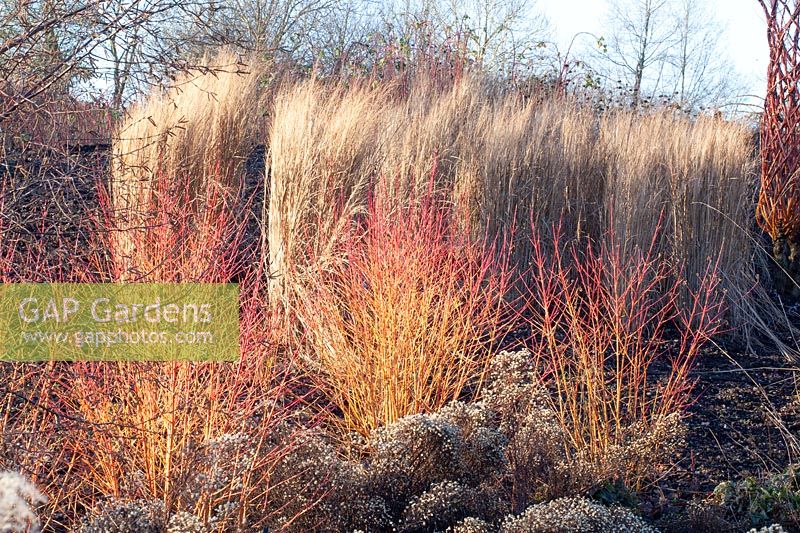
{"left": 110, "top": 49, "right": 268, "bottom": 281}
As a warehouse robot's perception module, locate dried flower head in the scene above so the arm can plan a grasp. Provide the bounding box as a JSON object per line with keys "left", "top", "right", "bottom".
{"left": 0, "top": 471, "right": 47, "bottom": 533}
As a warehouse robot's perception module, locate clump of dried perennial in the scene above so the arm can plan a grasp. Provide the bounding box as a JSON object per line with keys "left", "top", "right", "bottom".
{"left": 265, "top": 350, "right": 680, "bottom": 532}
{"left": 0, "top": 471, "right": 47, "bottom": 533}
{"left": 79, "top": 499, "right": 166, "bottom": 533}
{"left": 500, "top": 496, "right": 658, "bottom": 533}
{"left": 483, "top": 350, "right": 685, "bottom": 510}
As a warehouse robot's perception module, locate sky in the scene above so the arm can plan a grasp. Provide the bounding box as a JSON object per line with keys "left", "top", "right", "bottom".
{"left": 538, "top": 0, "right": 768, "bottom": 107}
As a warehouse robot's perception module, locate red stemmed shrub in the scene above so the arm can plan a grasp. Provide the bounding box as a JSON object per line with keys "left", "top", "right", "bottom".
{"left": 292, "top": 184, "right": 513, "bottom": 436}
{"left": 103, "top": 165, "right": 254, "bottom": 283}
{"left": 519, "top": 224, "right": 725, "bottom": 488}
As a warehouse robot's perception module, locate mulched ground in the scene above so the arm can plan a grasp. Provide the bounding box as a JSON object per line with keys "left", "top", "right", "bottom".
{"left": 684, "top": 348, "right": 800, "bottom": 492}
{"left": 644, "top": 340, "right": 800, "bottom": 531}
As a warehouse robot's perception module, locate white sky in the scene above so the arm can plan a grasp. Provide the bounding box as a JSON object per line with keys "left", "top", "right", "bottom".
{"left": 538, "top": 0, "right": 768, "bottom": 106}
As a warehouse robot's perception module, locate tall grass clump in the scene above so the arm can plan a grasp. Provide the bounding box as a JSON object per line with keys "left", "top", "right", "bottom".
{"left": 375, "top": 78, "right": 484, "bottom": 205}
{"left": 111, "top": 50, "right": 267, "bottom": 281}
{"left": 266, "top": 80, "right": 391, "bottom": 303}
{"left": 451, "top": 92, "right": 604, "bottom": 267}
{"left": 600, "top": 111, "right": 767, "bottom": 339}
{"left": 268, "top": 75, "right": 767, "bottom": 337}
{"left": 268, "top": 77, "right": 605, "bottom": 302}
{"left": 292, "top": 186, "right": 512, "bottom": 436}
{"left": 376, "top": 80, "right": 604, "bottom": 253}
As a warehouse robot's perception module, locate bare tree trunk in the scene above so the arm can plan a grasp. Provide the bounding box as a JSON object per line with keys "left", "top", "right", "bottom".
{"left": 631, "top": 1, "right": 652, "bottom": 106}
